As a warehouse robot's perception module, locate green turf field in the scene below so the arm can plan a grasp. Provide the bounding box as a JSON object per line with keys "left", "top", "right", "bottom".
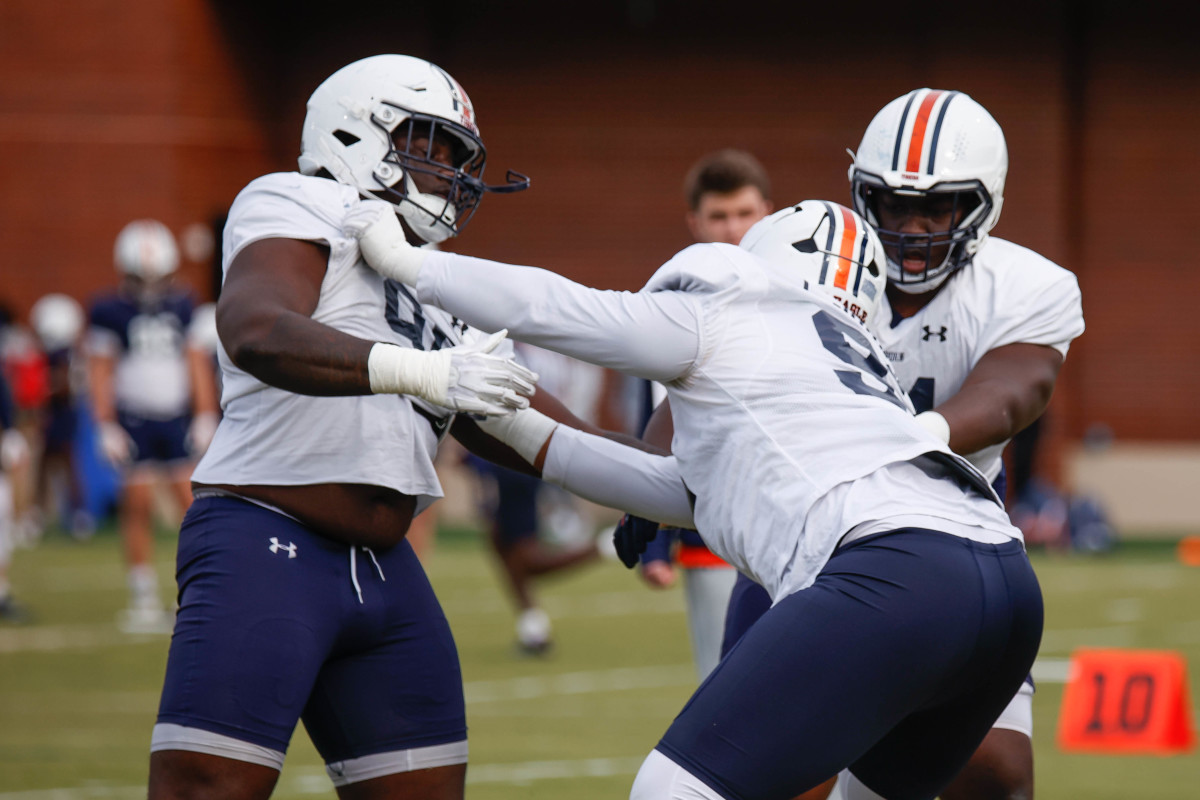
{"left": 1, "top": 526, "right": 1196, "bottom": 798}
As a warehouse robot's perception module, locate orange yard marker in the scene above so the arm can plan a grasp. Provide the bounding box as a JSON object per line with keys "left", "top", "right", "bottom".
{"left": 1178, "top": 536, "right": 1200, "bottom": 567}
{"left": 1057, "top": 648, "right": 1196, "bottom": 754}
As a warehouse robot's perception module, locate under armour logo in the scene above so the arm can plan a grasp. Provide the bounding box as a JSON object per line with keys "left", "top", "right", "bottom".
{"left": 922, "top": 325, "right": 948, "bottom": 342}
{"left": 268, "top": 537, "right": 297, "bottom": 558}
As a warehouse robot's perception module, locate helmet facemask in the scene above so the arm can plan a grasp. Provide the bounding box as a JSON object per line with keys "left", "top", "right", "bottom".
{"left": 369, "top": 108, "right": 490, "bottom": 243}
{"left": 852, "top": 173, "right": 993, "bottom": 294}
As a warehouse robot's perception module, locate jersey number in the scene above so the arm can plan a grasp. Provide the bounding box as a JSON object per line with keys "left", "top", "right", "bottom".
{"left": 909, "top": 377, "right": 935, "bottom": 413}
{"left": 384, "top": 279, "right": 452, "bottom": 351}
{"left": 813, "top": 311, "right": 905, "bottom": 410}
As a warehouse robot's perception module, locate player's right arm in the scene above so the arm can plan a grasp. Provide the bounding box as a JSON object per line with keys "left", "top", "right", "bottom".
{"left": 219, "top": 238, "right": 534, "bottom": 415}
{"left": 84, "top": 308, "right": 135, "bottom": 466}
{"left": 218, "top": 237, "right": 373, "bottom": 395}
{"left": 926, "top": 342, "right": 1063, "bottom": 455}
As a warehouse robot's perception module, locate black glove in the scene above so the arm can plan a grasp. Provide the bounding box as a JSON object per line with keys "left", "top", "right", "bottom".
{"left": 612, "top": 514, "right": 659, "bottom": 569}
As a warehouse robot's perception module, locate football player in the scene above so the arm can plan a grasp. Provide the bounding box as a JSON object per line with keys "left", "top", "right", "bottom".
{"left": 147, "top": 54, "right": 610, "bottom": 800}
{"left": 86, "top": 220, "right": 220, "bottom": 633}
{"left": 723, "top": 89, "right": 1085, "bottom": 800}
{"left": 349, "top": 198, "right": 1045, "bottom": 800}
{"left": 628, "top": 148, "right": 773, "bottom": 679}
{"left": 30, "top": 293, "right": 91, "bottom": 539}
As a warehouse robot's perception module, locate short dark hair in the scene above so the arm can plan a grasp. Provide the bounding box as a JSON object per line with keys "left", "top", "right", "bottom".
{"left": 683, "top": 149, "right": 771, "bottom": 211}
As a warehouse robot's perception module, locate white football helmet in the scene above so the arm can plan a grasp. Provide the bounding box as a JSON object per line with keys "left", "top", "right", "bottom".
{"left": 741, "top": 200, "right": 888, "bottom": 329}
{"left": 849, "top": 89, "right": 1007, "bottom": 294}
{"left": 298, "top": 54, "right": 528, "bottom": 244}
{"left": 114, "top": 219, "right": 179, "bottom": 279}
{"left": 30, "top": 293, "right": 84, "bottom": 351}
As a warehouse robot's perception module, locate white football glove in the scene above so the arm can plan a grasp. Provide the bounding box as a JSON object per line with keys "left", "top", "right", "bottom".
{"left": 98, "top": 421, "right": 137, "bottom": 467}
{"left": 185, "top": 412, "right": 220, "bottom": 456}
{"left": 344, "top": 200, "right": 428, "bottom": 286}
{"left": 368, "top": 329, "right": 538, "bottom": 417}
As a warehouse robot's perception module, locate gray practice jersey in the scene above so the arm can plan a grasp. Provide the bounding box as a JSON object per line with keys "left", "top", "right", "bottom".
{"left": 195, "top": 173, "right": 504, "bottom": 512}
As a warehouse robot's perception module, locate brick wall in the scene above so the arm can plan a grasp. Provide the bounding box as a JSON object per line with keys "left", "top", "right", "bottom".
{"left": 2, "top": 0, "right": 1197, "bottom": 447}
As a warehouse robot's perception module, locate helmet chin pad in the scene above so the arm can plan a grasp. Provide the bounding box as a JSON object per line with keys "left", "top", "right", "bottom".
{"left": 394, "top": 181, "right": 458, "bottom": 245}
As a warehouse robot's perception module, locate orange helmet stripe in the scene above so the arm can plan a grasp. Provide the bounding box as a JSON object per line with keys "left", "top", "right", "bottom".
{"left": 833, "top": 205, "right": 858, "bottom": 290}
{"left": 905, "top": 90, "right": 945, "bottom": 174}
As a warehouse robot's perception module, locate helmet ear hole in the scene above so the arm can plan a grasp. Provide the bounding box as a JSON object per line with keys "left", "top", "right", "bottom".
{"left": 333, "top": 130, "right": 360, "bottom": 146}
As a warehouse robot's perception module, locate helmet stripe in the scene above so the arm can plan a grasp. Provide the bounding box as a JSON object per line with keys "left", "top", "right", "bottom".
{"left": 833, "top": 206, "right": 857, "bottom": 290}
{"left": 926, "top": 91, "right": 960, "bottom": 174}
{"left": 890, "top": 91, "right": 920, "bottom": 171}
{"left": 817, "top": 201, "right": 839, "bottom": 285}
{"left": 852, "top": 232, "right": 870, "bottom": 295}
{"left": 905, "top": 90, "right": 946, "bottom": 174}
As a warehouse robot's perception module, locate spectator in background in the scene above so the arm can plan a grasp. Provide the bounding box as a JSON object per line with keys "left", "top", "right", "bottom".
{"left": 627, "top": 148, "right": 773, "bottom": 679}
{"left": 85, "top": 220, "right": 219, "bottom": 634}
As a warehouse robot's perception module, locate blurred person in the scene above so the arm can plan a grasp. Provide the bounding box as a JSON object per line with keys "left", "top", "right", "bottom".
{"left": 625, "top": 148, "right": 772, "bottom": 679}
{"left": 86, "top": 219, "right": 220, "bottom": 634}
{"left": 0, "top": 366, "right": 31, "bottom": 622}
{"left": 29, "top": 293, "right": 92, "bottom": 539}
{"left": 147, "top": 54, "right": 614, "bottom": 800}
{"left": 0, "top": 304, "right": 46, "bottom": 544}
{"left": 349, "top": 197, "right": 1044, "bottom": 800}
{"left": 722, "top": 89, "right": 1085, "bottom": 800}
{"left": 470, "top": 343, "right": 606, "bottom": 654}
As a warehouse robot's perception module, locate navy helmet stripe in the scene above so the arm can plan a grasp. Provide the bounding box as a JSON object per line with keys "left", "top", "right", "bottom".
{"left": 817, "top": 201, "right": 838, "bottom": 284}
{"left": 851, "top": 235, "right": 869, "bottom": 294}
{"left": 890, "top": 91, "right": 920, "bottom": 172}
{"left": 926, "top": 91, "right": 960, "bottom": 174}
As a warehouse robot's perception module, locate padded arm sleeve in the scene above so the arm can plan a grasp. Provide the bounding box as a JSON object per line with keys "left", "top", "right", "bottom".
{"left": 542, "top": 426, "right": 695, "bottom": 529}
{"left": 416, "top": 251, "right": 702, "bottom": 383}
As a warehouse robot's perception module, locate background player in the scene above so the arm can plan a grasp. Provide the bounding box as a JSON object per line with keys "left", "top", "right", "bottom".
{"left": 724, "top": 88, "right": 1085, "bottom": 800}
{"left": 469, "top": 342, "right": 606, "bottom": 654}
{"left": 349, "top": 196, "right": 1044, "bottom": 800}
{"left": 29, "top": 293, "right": 92, "bottom": 539}
{"left": 86, "top": 219, "right": 220, "bottom": 633}
{"left": 627, "top": 148, "right": 772, "bottom": 679}
{"left": 147, "top": 54, "right": 615, "bottom": 800}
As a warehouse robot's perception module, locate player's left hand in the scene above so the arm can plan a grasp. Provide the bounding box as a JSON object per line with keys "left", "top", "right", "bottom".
{"left": 612, "top": 513, "right": 660, "bottom": 569}
{"left": 344, "top": 200, "right": 427, "bottom": 286}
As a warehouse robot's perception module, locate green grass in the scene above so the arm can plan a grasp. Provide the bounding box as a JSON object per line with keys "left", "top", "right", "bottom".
{"left": 0, "top": 527, "right": 1197, "bottom": 798}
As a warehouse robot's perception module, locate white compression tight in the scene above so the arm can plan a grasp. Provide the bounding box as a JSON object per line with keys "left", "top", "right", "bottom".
{"left": 631, "top": 751, "right": 888, "bottom": 800}
{"left": 630, "top": 750, "right": 725, "bottom": 800}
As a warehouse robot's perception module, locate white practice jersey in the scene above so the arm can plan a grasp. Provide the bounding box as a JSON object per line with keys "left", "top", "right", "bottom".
{"left": 193, "top": 173, "right": 496, "bottom": 512}
{"left": 416, "top": 243, "right": 1019, "bottom": 598}
{"left": 875, "top": 237, "right": 1085, "bottom": 483}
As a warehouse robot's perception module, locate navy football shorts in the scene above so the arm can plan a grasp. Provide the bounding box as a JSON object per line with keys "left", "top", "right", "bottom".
{"left": 118, "top": 410, "right": 190, "bottom": 465}
{"left": 483, "top": 464, "right": 541, "bottom": 546}
{"left": 155, "top": 496, "right": 467, "bottom": 770}
{"left": 658, "top": 528, "right": 1043, "bottom": 800}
